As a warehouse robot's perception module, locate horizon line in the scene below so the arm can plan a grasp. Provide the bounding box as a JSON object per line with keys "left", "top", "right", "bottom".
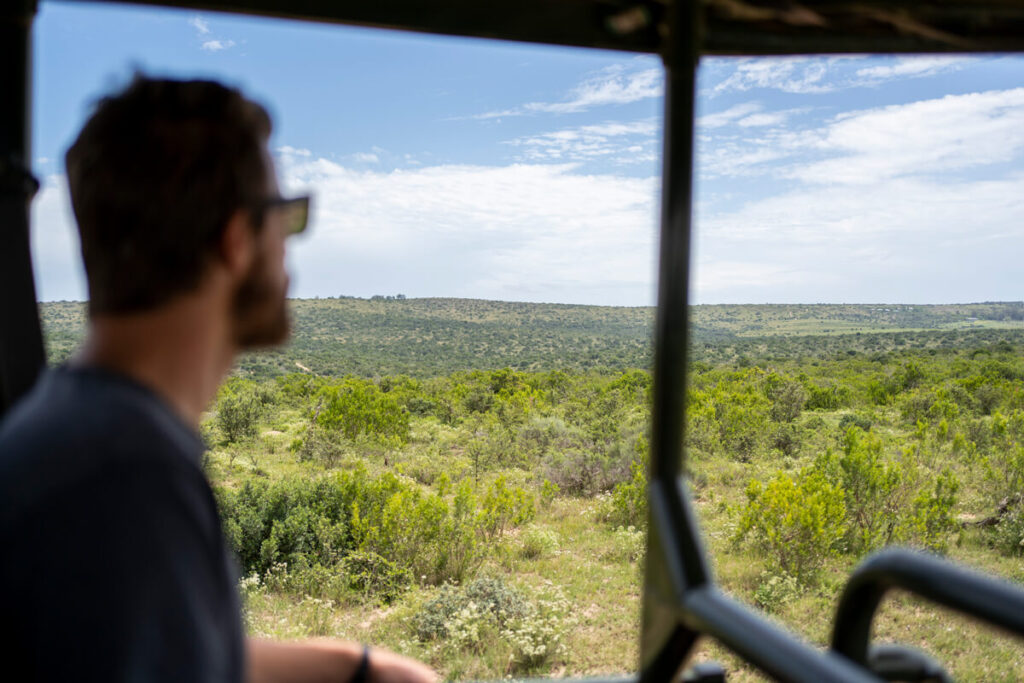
{"left": 36, "top": 297, "right": 1024, "bottom": 307}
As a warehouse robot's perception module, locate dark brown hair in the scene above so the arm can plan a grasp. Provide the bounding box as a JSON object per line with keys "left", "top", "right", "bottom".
{"left": 65, "top": 75, "right": 272, "bottom": 315}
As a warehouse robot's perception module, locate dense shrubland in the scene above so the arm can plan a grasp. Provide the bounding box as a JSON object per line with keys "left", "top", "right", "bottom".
{"left": 39, "top": 300, "right": 1024, "bottom": 678}
{"left": 41, "top": 299, "right": 1024, "bottom": 375}
{"left": 195, "top": 337, "right": 1024, "bottom": 678}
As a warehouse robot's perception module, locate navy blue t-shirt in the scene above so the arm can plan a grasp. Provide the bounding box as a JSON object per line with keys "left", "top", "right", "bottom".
{"left": 0, "top": 366, "right": 244, "bottom": 682}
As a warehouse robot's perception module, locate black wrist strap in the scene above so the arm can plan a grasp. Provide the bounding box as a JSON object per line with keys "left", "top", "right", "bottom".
{"left": 350, "top": 644, "right": 370, "bottom": 683}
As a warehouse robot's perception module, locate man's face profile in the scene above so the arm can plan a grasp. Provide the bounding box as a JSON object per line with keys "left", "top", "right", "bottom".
{"left": 231, "top": 151, "right": 292, "bottom": 349}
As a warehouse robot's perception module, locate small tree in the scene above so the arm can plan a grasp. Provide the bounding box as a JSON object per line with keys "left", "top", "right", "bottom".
{"left": 215, "top": 380, "right": 265, "bottom": 443}
{"left": 764, "top": 373, "right": 808, "bottom": 423}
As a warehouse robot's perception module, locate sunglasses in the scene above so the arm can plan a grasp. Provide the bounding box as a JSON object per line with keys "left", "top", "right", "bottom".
{"left": 261, "top": 194, "right": 311, "bottom": 236}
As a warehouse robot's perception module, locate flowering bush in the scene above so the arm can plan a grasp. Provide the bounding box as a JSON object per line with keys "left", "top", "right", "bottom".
{"left": 519, "top": 525, "right": 559, "bottom": 559}
{"left": 412, "top": 578, "right": 575, "bottom": 675}
{"left": 753, "top": 570, "right": 801, "bottom": 613}
{"left": 502, "top": 587, "right": 575, "bottom": 673}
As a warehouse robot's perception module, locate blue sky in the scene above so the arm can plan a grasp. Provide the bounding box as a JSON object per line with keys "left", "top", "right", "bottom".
{"left": 30, "top": 2, "right": 1024, "bottom": 305}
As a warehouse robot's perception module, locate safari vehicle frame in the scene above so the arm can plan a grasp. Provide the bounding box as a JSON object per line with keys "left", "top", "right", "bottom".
{"left": 4, "top": 1, "right": 1024, "bottom": 681}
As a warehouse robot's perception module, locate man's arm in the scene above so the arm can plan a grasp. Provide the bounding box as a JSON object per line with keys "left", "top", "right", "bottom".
{"left": 247, "top": 638, "right": 438, "bottom": 683}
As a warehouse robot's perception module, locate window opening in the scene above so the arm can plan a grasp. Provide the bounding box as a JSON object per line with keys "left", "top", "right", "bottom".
{"left": 14, "top": 0, "right": 1024, "bottom": 680}
{"left": 31, "top": 3, "right": 662, "bottom": 679}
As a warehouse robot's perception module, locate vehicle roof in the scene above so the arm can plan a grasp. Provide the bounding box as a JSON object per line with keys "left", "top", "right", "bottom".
{"left": 67, "top": 0, "right": 1024, "bottom": 56}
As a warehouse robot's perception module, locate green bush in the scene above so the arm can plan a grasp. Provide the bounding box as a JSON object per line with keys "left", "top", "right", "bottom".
{"left": 992, "top": 504, "right": 1024, "bottom": 556}
{"left": 605, "top": 437, "right": 648, "bottom": 529}
{"left": 539, "top": 479, "right": 560, "bottom": 509}
{"left": 354, "top": 477, "right": 483, "bottom": 584}
{"left": 715, "top": 385, "right": 771, "bottom": 461}
{"left": 764, "top": 373, "right": 808, "bottom": 423}
{"left": 413, "top": 577, "right": 530, "bottom": 642}
{"left": 908, "top": 468, "right": 960, "bottom": 553}
{"left": 984, "top": 444, "right": 1024, "bottom": 510}
{"left": 292, "top": 424, "right": 349, "bottom": 466}
{"left": 838, "top": 412, "right": 873, "bottom": 433}
{"left": 340, "top": 550, "right": 411, "bottom": 603}
{"left": 604, "top": 525, "right": 645, "bottom": 564}
{"left": 806, "top": 382, "right": 851, "bottom": 410}
{"left": 217, "top": 467, "right": 507, "bottom": 590}
{"left": 833, "top": 427, "right": 903, "bottom": 553}
{"left": 735, "top": 467, "right": 847, "bottom": 583}
{"left": 753, "top": 570, "right": 801, "bottom": 613}
{"left": 315, "top": 377, "right": 410, "bottom": 447}
{"left": 519, "top": 524, "right": 559, "bottom": 559}
{"left": 215, "top": 379, "right": 266, "bottom": 443}
{"left": 479, "top": 475, "right": 536, "bottom": 539}
{"left": 542, "top": 447, "right": 615, "bottom": 496}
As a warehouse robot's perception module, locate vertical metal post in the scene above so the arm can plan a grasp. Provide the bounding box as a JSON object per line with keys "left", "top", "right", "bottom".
{"left": 640, "top": 0, "right": 707, "bottom": 680}
{"left": 0, "top": 0, "right": 45, "bottom": 418}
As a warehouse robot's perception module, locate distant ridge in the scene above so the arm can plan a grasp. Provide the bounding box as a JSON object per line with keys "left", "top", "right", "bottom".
{"left": 40, "top": 299, "right": 1024, "bottom": 378}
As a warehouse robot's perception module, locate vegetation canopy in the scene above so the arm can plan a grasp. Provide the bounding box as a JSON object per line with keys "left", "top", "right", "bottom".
{"left": 40, "top": 298, "right": 1024, "bottom": 679}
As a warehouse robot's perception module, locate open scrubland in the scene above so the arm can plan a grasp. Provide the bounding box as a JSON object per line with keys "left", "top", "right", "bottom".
{"left": 40, "top": 299, "right": 1024, "bottom": 680}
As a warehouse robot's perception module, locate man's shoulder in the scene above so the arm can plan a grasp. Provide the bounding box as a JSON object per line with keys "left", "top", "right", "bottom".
{"left": 0, "top": 366, "right": 208, "bottom": 520}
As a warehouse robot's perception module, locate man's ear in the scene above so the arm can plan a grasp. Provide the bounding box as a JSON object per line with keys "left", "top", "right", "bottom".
{"left": 219, "top": 209, "right": 257, "bottom": 278}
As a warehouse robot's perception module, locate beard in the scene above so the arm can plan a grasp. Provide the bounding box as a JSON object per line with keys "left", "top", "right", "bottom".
{"left": 230, "top": 246, "right": 290, "bottom": 349}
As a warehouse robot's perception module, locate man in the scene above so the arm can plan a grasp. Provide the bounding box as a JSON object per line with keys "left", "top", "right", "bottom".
{"left": 0, "top": 76, "right": 436, "bottom": 683}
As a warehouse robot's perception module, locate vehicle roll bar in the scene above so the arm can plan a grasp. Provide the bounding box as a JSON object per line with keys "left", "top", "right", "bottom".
{"left": 0, "top": 0, "right": 45, "bottom": 416}
{"left": 831, "top": 548, "right": 1024, "bottom": 668}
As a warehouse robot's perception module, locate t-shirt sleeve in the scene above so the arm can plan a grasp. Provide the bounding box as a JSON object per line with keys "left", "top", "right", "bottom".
{"left": 7, "top": 457, "right": 242, "bottom": 683}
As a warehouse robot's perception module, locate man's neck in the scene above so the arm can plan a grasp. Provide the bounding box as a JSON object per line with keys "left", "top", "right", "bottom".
{"left": 74, "top": 295, "right": 236, "bottom": 429}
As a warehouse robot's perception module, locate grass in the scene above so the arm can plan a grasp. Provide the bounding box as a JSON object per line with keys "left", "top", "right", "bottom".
{"left": 217, "top": 421, "right": 1024, "bottom": 681}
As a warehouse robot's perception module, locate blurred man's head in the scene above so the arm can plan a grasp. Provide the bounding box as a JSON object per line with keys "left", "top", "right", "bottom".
{"left": 65, "top": 75, "right": 303, "bottom": 347}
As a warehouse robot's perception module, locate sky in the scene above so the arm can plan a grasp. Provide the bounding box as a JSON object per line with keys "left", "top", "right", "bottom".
{"left": 29, "top": 2, "right": 1024, "bottom": 305}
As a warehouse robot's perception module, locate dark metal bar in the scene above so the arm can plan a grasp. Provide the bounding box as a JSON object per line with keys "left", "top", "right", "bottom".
{"left": 650, "top": 0, "right": 697, "bottom": 510}
{"left": 701, "top": 0, "right": 1024, "bottom": 55}
{"left": 864, "top": 644, "right": 950, "bottom": 683}
{"left": 639, "top": 481, "right": 709, "bottom": 681}
{"left": 59, "top": 0, "right": 1024, "bottom": 56}
{"left": 831, "top": 548, "right": 1024, "bottom": 667}
{"left": 59, "top": 0, "right": 664, "bottom": 54}
{"left": 639, "top": 0, "right": 707, "bottom": 678}
{"left": 0, "top": 0, "right": 45, "bottom": 419}
{"left": 683, "top": 587, "right": 880, "bottom": 683}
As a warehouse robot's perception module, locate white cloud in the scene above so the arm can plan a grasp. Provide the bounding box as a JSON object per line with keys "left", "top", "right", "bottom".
{"left": 350, "top": 152, "right": 380, "bottom": 164}
{"left": 697, "top": 102, "right": 805, "bottom": 132}
{"left": 475, "top": 64, "right": 663, "bottom": 119}
{"left": 189, "top": 16, "right": 210, "bottom": 35}
{"left": 277, "top": 146, "right": 311, "bottom": 157}
{"left": 31, "top": 176, "right": 86, "bottom": 302}
{"left": 189, "top": 14, "right": 237, "bottom": 52}
{"left": 692, "top": 82, "right": 1024, "bottom": 303}
{"left": 853, "top": 56, "right": 972, "bottom": 84}
{"left": 712, "top": 58, "right": 837, "bottom": 95}
{"left": 707, "top": 55, "right": 978, "bottom": 97}
{"left": 201, "top": 39, "right": 236, "bottom": 52}
{"left": 793, "top": 88, "right": 1024, "bottom": 184}
{"left": 694, "top": 172, "right": 1024, "bottom": 303}
{"left": 275, "top": 149, "right": 659, "bottom": 304}
{"left": 31, "top": 156, "right": 659, "bottom": 305}
{"left": 697, "top": 127, "right": 812, "bottom": 178}
{"left": 527, "top": 67, "right": 662, "bottom": 114}
{"left": 505, "top": 119, "right": 658, "bottom": 163}
{"left": 697, "top": 88, "right": 1024, "bottom": 183}
{"left": 737, "top": 112, "right": 789, "bottom": 128}
{"left": 694, "top": 261, "right": 807, "bottom": 295}
{"left": 697, "top": 102, "right": 762, "bottom": 129}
